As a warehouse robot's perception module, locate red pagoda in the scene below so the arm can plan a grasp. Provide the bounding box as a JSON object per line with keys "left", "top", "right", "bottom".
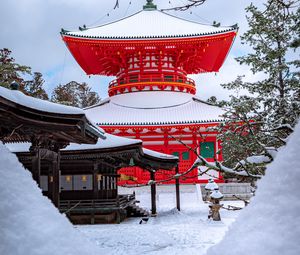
{"left": 61, "top": 0, "right": 238, "bottom": 184}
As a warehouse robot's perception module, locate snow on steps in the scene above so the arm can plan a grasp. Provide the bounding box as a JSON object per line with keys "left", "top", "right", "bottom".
{"left": 127, "top": 204, "right": 149, "bottom": 217}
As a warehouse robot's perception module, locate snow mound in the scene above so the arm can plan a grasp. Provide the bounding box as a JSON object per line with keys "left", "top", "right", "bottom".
{"left": 0, "top": 142, "right": 100, "bottom": 255}
{"left": 207, "top": 123, "right": 300, "bottom": 255}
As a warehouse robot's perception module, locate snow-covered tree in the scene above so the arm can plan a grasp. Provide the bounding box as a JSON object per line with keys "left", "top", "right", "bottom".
{"left": 218, "top": 0, "right": 300, "bottom": 177}
{"left": 24, "top": 72, "right": 48, "bottom": 100}
{"left": 51, "top": 81, "right": 100, "bottom": 108}
{"left": 0, "top": 48, "right": 31, "bottom": 91}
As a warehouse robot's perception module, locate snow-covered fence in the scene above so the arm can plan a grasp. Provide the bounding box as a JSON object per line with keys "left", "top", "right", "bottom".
{"left": 200, "top": 183, "right": 253, "bottom": 201}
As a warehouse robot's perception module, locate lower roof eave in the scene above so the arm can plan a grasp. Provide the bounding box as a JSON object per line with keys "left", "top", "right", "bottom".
{"left": 96, "top": 120, "right": 223, "bottom": 128}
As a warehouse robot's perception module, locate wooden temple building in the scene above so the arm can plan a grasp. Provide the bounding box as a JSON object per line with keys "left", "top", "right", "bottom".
{"left": 61, "top": 0, "right": 238, "bottom": 185}
{"left": 0, "top": 84, "right": 102, "bottom": 209}
{"left": 8, "top": 136, "right": 178, "bottom": 223}
{"left": 1, "top": 84, "right": 178, "bottom": 223}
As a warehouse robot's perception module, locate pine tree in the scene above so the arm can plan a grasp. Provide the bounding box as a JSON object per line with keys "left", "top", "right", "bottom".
{"left": 0, "top": 48, "right": 31, "bottom": 91}
{"left": 218, "top": 0, "right": 300, "bottom": 176}
{"left": 51, "top": 81, "right": 100, "bottom": 108}
{"left": 24, "top": 72, "right": 49, "bottom": 100}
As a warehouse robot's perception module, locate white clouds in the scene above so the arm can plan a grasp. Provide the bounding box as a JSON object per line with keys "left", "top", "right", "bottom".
{"left": 191, "top": 57, "right": 267, "bottom": 101}
{"left": 0, "top": 0, "right": 264, "bottom": 99}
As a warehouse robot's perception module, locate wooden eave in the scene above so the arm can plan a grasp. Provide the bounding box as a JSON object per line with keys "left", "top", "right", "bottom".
{"left": 61, "top": 30, "right": 237, "bottom": 76}
{"left": 134, "top": 149, "right": 179, "bottom": 171}
{"left": 0, "top": 95, "right": 99, "bottom": 144}
{"left": 14, "top": 141, "right": 178, "bottom": 171}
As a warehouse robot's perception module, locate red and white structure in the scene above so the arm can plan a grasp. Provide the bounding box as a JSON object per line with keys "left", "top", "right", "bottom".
{"left": 61, "top": 0, "right": 238, "bottom": 184}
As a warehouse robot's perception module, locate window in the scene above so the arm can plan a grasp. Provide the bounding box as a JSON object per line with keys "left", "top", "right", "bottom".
{"left": 200, "top": 142, "right": 215, "bottom": 158}
{"left": 172, "top": 152, "right": 179, "bottom": 157}
{"left": 182, "top": 151, "right": 190, "bottom": 160}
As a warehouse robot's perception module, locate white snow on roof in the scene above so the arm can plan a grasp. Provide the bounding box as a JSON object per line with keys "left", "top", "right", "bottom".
{"left": 65, "top": 10, "right": 235, "bottom": 39}
{"left": 0, "top": 142, "right": 100, "bottom": 255}
{"left": 143, "top": 148, "right": 178, "bottom": 160}
{"left": 6, "top": 137, "right": 177, "bottom": 161}
{"left": 207, "top": 122, "right": 300, "bottom": 255}
{"left": 64, "top": 133, "right": 141, "bottom": 151}
{"left": 0, "top": 86, "right": 83, "bottom": 115}
{"left": 85, "top": 91, "right": 224, "bottom": 125}
{"left": 6, "top": 133, "right": 142, "bottom": 153}
{"left": 109, "top": 91, "right": 192, "bottom": 109}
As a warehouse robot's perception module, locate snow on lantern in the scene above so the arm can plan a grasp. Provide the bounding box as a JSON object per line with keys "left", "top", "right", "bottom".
{"left": 204, "top": 178, "right": 219, "bottom": 201}
{"left": 208, "top": 188, "right": 224, "bottom": 221}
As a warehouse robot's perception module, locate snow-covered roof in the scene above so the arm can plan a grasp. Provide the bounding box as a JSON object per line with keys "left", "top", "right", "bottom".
{"left": 143, "top": 148, "right": 178, "bottom": 160}
{"left": 62, "top": 9, "right": 236, "bottom": 40}
{"left": 0, "top": 86, "right": 83, "bottom": 115}
{"left": 84, "top": 91, "right": 225, "bottom": 126}
{"left": 64, "top": 133, "right": 141, "bottom": 151}
{"left": 6, "top": 134, "right": 141, "bottom": 153}
{"left": 6, "top": 136, "right": 178, "bottom": 162}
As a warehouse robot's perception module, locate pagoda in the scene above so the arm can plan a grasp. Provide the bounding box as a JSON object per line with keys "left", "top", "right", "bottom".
{"left": 61, "top": 0, "right": 238, "bottom": 184}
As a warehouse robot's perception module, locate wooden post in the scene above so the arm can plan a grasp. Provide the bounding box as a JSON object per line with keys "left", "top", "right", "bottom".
{"left": 93, "top": 162, "right": 99, "bottom": 199}
{"left": 150, "top": 170, "right": 157, "bottom": 216}
{"left": 116, "top": 195, "right": 121, "bottom": 224}
{"left": 52, "top": 152, "right": 60, "bottom": 208}
{"left": 48, "top": 150, "right": 60, "bottom": 208}
{"left": 175, "top": 166, "right": 181, "bottom": 211}
{"left": 32, "top": 148, "right": 41, "bottom": 187}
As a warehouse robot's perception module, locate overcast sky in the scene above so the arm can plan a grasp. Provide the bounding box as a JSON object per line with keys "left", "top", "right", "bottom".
{"left": 0, "top": 0, "right": 266, "bottom": 100}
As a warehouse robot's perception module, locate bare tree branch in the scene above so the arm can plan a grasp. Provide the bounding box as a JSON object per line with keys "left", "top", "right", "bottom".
{"left": 161, "top": 0, "right": 206, "bottom": 11}
{"left": 114, "top": 0, "right": 120, "bottom": 9}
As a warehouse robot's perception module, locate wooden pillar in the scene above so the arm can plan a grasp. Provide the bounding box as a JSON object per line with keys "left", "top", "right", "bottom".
{"left": 53, "top": 152, "right": 60, "bottom": 208}
{"left": 150, "top": 171, "right": 157, "bottom": 216}
{"left": 93, "top": 162, "right": 99, "bottom": 199}
{"left": 48, "top": 151, "right": 60, "bottom": 208}
{"left": 116, "top": 195, "right": 121, "bottom": 224}
{"left": 32, "top": 148, "right": 41, "bottom": 186}
{"left": 175, "top": 166, "right": 181, "bottom": 211}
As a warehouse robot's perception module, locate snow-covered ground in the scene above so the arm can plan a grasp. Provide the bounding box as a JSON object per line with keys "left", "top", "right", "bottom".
{"left": 207, "top": 122, "right": 300, "bottom": 255}
{"left": 0, "top": 142, "right": 101, "bottom": 255}
{"left": 4, "top": 122, "right": 300, "bottom": 254}
{"left": 78, "top": 186, "right": 243, "bottom": 255}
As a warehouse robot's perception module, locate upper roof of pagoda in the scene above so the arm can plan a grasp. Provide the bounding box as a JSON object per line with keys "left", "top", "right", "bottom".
{"left": 62, "top": 9, "right": 236, "bottom": 40}
{"left": 61, "top": 2, "right": 238, "bottom": 76}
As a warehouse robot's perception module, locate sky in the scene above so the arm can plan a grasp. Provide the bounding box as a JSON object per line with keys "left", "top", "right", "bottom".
{"left": 0, "top": 0, "right": 266, "bottom": 101}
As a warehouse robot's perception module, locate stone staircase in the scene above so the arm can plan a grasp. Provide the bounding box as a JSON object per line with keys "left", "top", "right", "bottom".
{"left": 127, "top": 204, "right": 149, "bottom": 217}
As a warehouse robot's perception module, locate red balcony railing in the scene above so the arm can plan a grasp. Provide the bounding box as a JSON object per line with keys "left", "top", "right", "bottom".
{"left": 109, "top": 73, "right": 196, "bottom": 88}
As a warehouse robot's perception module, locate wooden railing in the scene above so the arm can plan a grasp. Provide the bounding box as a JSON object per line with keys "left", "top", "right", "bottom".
{"left": 60, "top": 194, "right": 136, "bottom": 213}
{"left": 109, "top": 73, "right": 195, "bottom": 88}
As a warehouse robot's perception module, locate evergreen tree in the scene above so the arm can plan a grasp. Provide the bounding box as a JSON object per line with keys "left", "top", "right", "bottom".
{"left": 0, "top": 48, "right": 31, "bottom": 91}
{"left": 218, "top": 0, "right": 300, "bottom": 176}
{"left": 51, "top": 81, "right": 100, "bottom": 108}
{"left": 24, "top": 72, "right": 49, "bottom": 100}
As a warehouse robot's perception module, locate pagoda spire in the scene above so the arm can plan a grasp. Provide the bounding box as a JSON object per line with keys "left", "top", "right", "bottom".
{"left": 143, "top": 0, "right": 157, "bottom": 10}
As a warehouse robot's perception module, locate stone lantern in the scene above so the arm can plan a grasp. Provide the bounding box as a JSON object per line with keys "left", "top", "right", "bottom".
{"left": 208, "top": 188, "right": 224, "bottom": 221}
{"left": 204, "top": 178, "right": 218, "bottom": 201}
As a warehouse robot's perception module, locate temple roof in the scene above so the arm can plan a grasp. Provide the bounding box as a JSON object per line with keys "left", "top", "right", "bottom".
{"left": 62, "top": 9, "right": 236, "bottom": 40}
{"left": 5, "top": 133, "right": 141, "bottom": 153}
{"left": 84, "top": 91, "right": 224, "bottom": 126}
{"left": 7, "top": 135, "right": 178, "bottom": 161}
{"left": 0, "top": 86, "right": 104, "bottom": 144}
{"left": 0, "top": 86, "right": 83, "bottom": 115}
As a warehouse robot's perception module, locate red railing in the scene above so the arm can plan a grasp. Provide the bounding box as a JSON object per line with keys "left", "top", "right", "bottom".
{"left": 109, "top": 73, "right": 196, "bottom": 88}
